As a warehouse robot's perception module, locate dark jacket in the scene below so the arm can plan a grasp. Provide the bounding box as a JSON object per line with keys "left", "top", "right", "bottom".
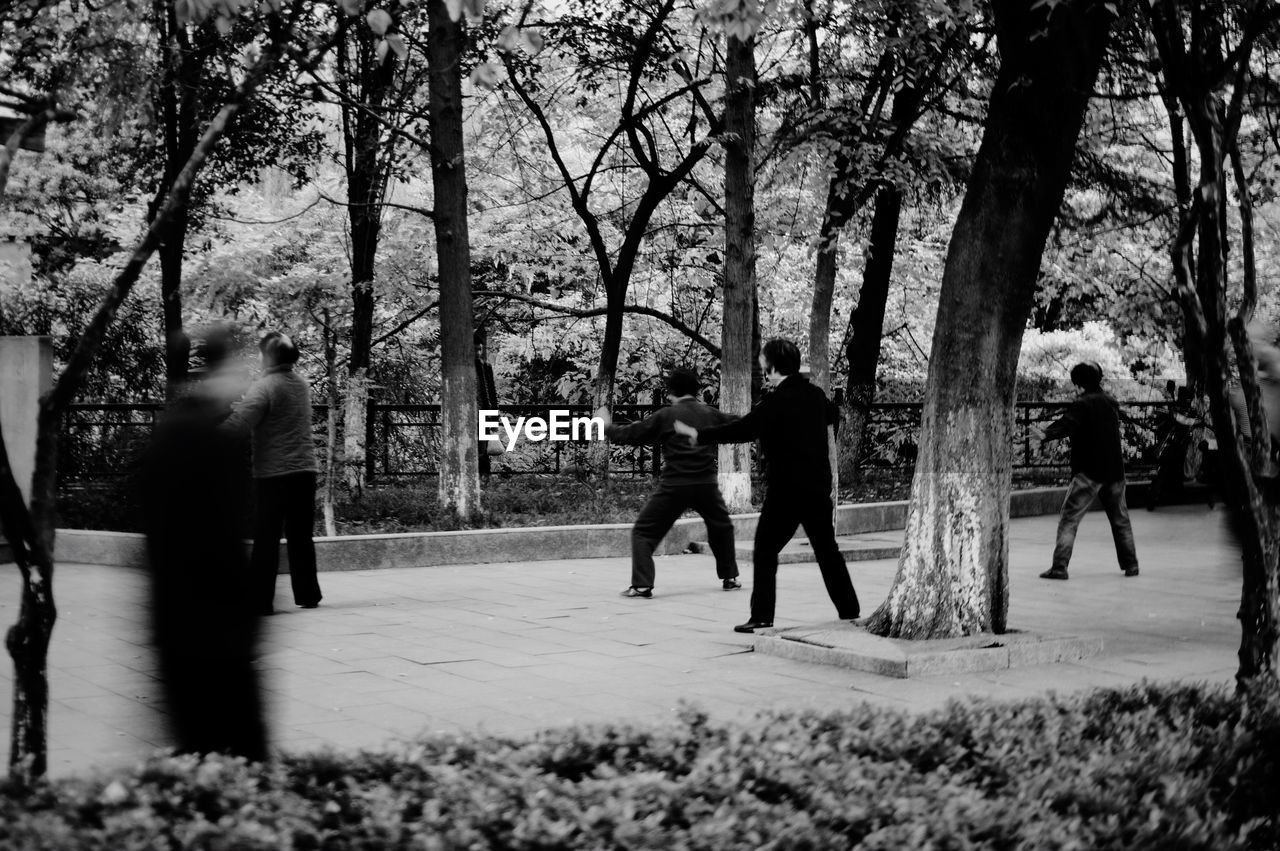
{"left": 1045, "top": 389, "right": 1125, "bottom": 483}
{"left": 698, "top": 374, "right": 838, "bottom": 497}
{"left": 606, "top": 398, "right": 736, "bottom": 485}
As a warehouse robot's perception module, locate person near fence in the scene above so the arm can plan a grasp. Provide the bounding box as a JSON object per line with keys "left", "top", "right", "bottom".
{"left": 1147, "top": 385, "right": 1207, "bottom": 510}
{"left": 595, "top": 366, "right": 742, "bottom": 598}
{"left": 673, "top": 338, "right": 860, "bottom": 632}
{"left": 141, "top": 329, "right": 267, "bottom": 761}
{"left": 224, "top": 331, "right": 323, "bottom": 614}
{"left": 1040, "top": 361, "right": 1139, "bottom": 580}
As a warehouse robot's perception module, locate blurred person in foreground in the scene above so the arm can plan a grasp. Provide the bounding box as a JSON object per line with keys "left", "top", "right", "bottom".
{"left": 142, "top": 328, "right": 267, "bottom": 761}
{"left": 224, "top": 331, "right": 323, "bottom": 615}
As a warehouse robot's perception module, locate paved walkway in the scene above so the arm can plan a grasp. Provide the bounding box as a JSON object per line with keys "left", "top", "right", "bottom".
{"left": 0, "top": 504, "right": 1244, "bottom": 778}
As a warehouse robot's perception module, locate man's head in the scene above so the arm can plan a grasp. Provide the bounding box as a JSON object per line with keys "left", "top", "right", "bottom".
{"left": 759, "top": 338, "right": 801, "bottom": 385}
{"left": 1070, "top": 361, "right": 1102, "bottom": 391}
{"left": 260, "top": 331, "right": 300, "bottom": 368}
{"left": 664, "top": 366, "right": 700, "bottom": 399}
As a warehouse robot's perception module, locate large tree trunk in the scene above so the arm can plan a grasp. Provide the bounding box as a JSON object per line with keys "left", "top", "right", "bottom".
{"left": 427, "top": 0, "right": 480, "bottom": 519}
{"left": 151, "top": 7, "right": 206, "bottom": 395}
{"left": 340, "top": 18, "right": 397, "bottom": 494}
{"left": 867, "top": 0, "right": 1115, "bottom": 639}
{"left": 718, "top": 33, "right": 757, "bottom": 511}
{"left": 1156, "top": 84, "right": 1201, "bottom": 392}
{"left": 838, "top": 184, "right": 903, "bottom": 482}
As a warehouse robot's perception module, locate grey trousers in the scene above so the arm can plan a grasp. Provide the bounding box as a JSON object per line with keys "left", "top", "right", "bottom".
{"left": 1052, "top": 473, "right": 1139, "bottom": 573}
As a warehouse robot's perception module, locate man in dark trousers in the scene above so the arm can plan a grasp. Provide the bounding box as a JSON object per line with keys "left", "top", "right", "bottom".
{"left": 1040, "top": 361, "right": 1140, "bottom": 580}
{"left": 596, "top": 366, "right": 742, "bottom": 598}
{"left": 674, "top": 339, "right": 860, "bottom": 632}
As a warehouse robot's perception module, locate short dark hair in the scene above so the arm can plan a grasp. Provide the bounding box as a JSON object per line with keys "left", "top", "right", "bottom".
{"left": 261, "top": 331, "right": 300, "bottom": 366}
{"left": 664, "top": 366, "right": 700, "bottom": 397}
{"left": 761, "top": 338, "right": 801, "bottom": 376}
{"left": 1070, "top": 362, "right": 1102, "bottom": 390}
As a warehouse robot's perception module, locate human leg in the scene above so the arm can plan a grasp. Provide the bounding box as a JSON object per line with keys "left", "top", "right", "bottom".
{"left": 281, "top": 472, "right": 321, "bottom": 606}
{"left": 250, "top": 477, "right": 286, "bottom": 613}
{"left": 629, "top": 484, "right": 687, "bottom": 589}
{"left": 689, "top": 484, "right": 740, "bottom": 581}
{"left": 1045, "top": 474, "right": 1101, "bottom": 578}
{"left": 1098, "top": 479, "right": 1139, "bottom": 575}
{"left": 746, "top": 498, "right": 800, "bottom": 625}
{"left": 798, "top": 494, "right": 859, "bottom": 619}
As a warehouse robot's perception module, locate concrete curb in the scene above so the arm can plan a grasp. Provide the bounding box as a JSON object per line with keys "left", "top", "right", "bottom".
{"left": 753, "top": 622, "right": 1106, "bottom": 678}
{"left": 48, "top": 484, "right": 1145, "bottom": 571}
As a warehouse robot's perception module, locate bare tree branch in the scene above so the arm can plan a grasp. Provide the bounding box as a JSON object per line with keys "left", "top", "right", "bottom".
{"left": 473, "top": 289, "right": 720, "bottom": 356}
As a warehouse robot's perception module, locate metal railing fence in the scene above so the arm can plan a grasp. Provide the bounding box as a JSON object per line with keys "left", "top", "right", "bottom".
{"left": 57, "top": 400, "right": 1173, "bottom": 483}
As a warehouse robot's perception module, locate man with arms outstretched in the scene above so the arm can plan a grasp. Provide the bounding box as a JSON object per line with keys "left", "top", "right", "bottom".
{"left": 675, "top": 339, "right": 860, "bottom": 632}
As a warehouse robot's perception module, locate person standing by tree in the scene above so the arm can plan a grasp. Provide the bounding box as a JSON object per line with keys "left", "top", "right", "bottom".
{"left": 596, "top": 367, "right": 742, "bottom": 598}
{"left": 674, "top": 339, "right": 860, "bottom": 632}
{"left": 224, "top": 331, "right": 323, "bottom": 614}
{"left": 1040, "top": 362, "right": 1139, "bottom": 580}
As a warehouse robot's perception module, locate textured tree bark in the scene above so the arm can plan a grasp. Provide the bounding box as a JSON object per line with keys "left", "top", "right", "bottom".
{"left": 427, "top": 0, "right": 480, "bottom": 519}
{"left": 867, "top": 0, "right": 1115, "bottom": 639}
{"left": 719, "top": 33, "right": 757, "bottom": 511}
{"left": 838, "top": 182, "right": 902, "bottom": 482}
{"left": 150, "top": 5, "right": 207, "bottom": 395}
{"left": 340, "top": 16, "right": 397, "bottom": 494}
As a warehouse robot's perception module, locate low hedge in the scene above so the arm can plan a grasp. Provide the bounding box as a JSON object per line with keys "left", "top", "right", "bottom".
{"left": 2, "top": 682, "right": 1276, "bottom": 849}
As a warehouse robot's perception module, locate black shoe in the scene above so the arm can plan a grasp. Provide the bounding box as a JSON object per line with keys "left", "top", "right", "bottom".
{"left": 722, "top": 578, "right": 742, "bottom": 591}
{"left": 1039, "top": 568, "right": 1069, "bottom": 580}
{"left": 1124, "top": 566, "right": 1140, "bottom": 577}
{"left": 298, "top": 602, "right": 320, "bottom": 609}
{"left": 734, "top": 620, "right": 773, "bottom": 633}
{"left": 620, "top": 586, "right": 653, "bottom": 598}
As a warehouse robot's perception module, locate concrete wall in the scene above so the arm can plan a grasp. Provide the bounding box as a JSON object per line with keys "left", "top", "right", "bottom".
{"left": 55, "top": 484, "right": 1148, "bottom": 572}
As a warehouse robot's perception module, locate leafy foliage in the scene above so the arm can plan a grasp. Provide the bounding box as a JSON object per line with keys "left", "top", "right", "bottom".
{"left": 0, "top": 683, "right": 1276, "bottom": 849}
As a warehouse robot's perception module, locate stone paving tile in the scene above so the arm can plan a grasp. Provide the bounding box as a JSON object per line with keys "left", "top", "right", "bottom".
{"left": 0, "top": 505, "right": 1248, "bottom": 778}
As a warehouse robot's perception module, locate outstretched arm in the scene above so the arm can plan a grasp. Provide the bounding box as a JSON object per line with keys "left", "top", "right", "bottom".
{"left": 600, "top": 407, "right": 669, "bottom": 446}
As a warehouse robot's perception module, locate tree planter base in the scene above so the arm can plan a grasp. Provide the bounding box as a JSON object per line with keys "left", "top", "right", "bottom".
{"left": 753, "top": 621, "right": 1103, "bottom": 678}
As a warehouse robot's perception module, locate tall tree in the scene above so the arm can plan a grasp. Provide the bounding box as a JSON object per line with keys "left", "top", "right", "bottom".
{"left": 719, "top": 30, "right": 757, "bottom": 510}
{"left": 426, "top": 0, "right": 480, "bottom": 517}
{"left": 867, "top": 0, "right": 1118, "bottom": 639}
{"left": 334, "top": 2, "right": 413, "bottom": 496}
{"left": 1146, "top": 0, "right": 1280, "bottom": 684}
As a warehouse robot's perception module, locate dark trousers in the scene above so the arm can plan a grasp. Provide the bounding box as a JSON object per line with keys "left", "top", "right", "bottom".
{"left": 159, "top": 653, "right": 267, "bottom": 762}
{"left": 252, "top": 472, "right": 322, "bottom": 612}
{"left": 631, "top": 482, "right": 739, "bottom": 588}
{"left": 750, "top": 490, "right": 859, "bottom": 623}
{"left": 1052, "top": 473, "right": 1139, "bottom": 573}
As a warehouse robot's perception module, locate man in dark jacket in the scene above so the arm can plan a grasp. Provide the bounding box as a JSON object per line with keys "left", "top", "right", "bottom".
{"left": 596, "top": 366, "right": 741, "bottom": 598}
{"left": 674, "top": 339, "right": 860, "bottom": 632}
{"left": 1040, "top": 362, "right": 1139, "bottom": 580}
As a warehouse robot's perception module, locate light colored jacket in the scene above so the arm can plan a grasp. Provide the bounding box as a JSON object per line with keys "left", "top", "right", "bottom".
{"left": 224, "top": 365, "right": 317, "bottom": 478}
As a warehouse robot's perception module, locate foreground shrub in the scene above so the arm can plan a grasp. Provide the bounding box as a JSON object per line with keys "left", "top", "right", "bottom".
{"left": 2, "top": 682, "right": 1276, "bottom": 849}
